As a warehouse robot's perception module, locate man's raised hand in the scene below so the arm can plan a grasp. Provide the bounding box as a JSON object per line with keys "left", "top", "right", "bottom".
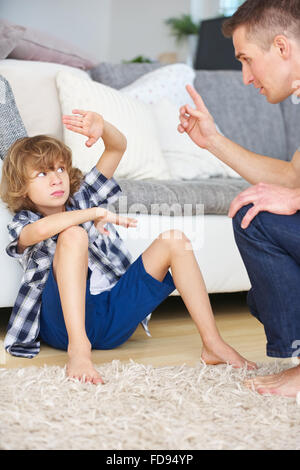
{"left": 178, "top": 85, "right": 219, "bottom": 149}
{"left": 62, "top": 110, "right": 104, "bottom": 148}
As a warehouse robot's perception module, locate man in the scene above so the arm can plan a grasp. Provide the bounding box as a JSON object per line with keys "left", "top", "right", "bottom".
{"left": 178, "top": 0, "right": 300, "bottom": 398}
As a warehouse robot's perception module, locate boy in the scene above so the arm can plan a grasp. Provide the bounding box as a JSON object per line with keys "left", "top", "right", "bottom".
{"left": 0, "top": 110, "right": 256, "bottom": 384}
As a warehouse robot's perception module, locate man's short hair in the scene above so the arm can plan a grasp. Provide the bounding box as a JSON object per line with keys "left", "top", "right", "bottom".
{"left": 222, "top": 0, "right": 300, "bottom": 50}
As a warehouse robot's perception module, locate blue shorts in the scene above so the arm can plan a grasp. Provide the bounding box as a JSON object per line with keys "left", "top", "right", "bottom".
{"left": 39, "top": 254, "right": 175, "bottom": 351}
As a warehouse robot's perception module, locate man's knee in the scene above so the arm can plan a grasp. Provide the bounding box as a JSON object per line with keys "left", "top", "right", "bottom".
{"left": 57, "top": 225, "right": 89, "bottom": 247}
{"left": 232, "top": 204, "right": 254, "bottom": 233}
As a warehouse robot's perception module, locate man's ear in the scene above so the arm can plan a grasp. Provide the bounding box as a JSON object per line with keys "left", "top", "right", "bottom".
{"left": 273, "top": 35, "right": 291, "bottom": 59}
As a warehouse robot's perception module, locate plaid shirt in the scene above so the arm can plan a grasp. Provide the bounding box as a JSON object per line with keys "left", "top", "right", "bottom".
{"left": 4, "top": 166, "right": 150, "bottom": 358}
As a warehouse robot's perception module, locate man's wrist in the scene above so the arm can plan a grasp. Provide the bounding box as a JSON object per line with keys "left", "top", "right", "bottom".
{"left": 206, "top": 132, "right": 225, "bottom": 154}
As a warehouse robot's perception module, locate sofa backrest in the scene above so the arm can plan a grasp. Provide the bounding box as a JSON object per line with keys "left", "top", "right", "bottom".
{"left": 279, "top": 96, "right": 300, "bottom": 161}
{"left": 194, "top": 70, "right": 289, "bottom": 162}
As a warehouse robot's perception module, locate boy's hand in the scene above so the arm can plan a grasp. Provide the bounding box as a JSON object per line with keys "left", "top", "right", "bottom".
{"left": 178, "top": 85, "right": 219, "bottom": 149}
{"left": 62, "top": 110, "right": 104, "bottom": 147}
{"left": 94, "top": 208, "right": 138, "bottom": 236}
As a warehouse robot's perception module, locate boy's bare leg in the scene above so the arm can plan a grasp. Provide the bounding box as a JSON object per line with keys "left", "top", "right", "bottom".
{"left": 53, "top": 226, "right": 103, "bottom": 384}
{"left": 142, "top": 230, "right": 257, "bottom": 369}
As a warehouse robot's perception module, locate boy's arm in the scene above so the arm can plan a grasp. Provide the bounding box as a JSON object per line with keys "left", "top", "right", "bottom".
{"left": 62, "top": 110, "right": 127, "bottom": 179}
{"left": 17, "top": 207, "right": 137, "bottom": 253}
{"left": 18, "top": 208, "right": 97, "bottom": 253}
{"left": 96, "top": 119, "right": 127, "bottom": 179}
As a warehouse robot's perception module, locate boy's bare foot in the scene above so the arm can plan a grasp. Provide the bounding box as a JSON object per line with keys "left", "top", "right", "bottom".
{"left": 244, "top": 364, "right": 300, "bottom": 397}
{"left": 67, "top": 344, "right": 104, "bottom": 385}
{"left": 201, "top": 341, "right": 257, "bottom": 370}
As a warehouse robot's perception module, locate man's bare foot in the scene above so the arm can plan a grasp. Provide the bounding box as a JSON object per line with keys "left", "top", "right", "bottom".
{"left": 67, "top": 343, "right": 104, "bottom": 385}
{"left": 244, "top": 364, "right": 300, "bottom": 397}
{"left": 201, "top": 341, "right": 257, "bottom": 370}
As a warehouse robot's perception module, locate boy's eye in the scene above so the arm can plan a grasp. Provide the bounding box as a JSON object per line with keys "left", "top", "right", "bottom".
{"left": 57, "top": 166, "right": 64, "bottom": 173}
{"left": 37, "top": 171, "right": 46, "bottom": 177}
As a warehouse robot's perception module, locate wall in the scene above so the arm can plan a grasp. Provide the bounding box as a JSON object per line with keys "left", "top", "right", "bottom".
{"left": 108, "top": 0, "right": 190, "bottom": 63}
{"left": 0, "top": 0, "right": 112, "bottom": 61}
{"left": 0, "top": 0, "right": 193, "bottom": 63}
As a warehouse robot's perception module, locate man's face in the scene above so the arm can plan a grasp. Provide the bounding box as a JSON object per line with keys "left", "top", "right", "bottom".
{"left": 233, "top": 25, "right": 292, "bottom": 104}
{"left": 25, "top": 160, "right": 70, "bottom": 216}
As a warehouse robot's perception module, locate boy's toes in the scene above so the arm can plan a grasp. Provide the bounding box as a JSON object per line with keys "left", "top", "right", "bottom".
{"left": 246, "top": 360, "right": 258, "bottom": 370}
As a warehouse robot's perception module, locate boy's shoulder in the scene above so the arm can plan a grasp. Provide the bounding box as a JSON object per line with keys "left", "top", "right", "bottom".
{"left": 8, "top": 209, "right": 42, "bottom": 233}
{"left": 12, "top": 209, "right": 42, "bottom": 221}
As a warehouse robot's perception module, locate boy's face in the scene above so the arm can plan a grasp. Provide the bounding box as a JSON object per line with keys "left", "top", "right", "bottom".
{"left": 25, "top": 159, "right": 70, "bottom": 216}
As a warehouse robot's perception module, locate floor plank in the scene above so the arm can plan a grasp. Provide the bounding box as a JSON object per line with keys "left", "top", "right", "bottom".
{"left": 0, "top": 293, "right": 277, "bottom": 369}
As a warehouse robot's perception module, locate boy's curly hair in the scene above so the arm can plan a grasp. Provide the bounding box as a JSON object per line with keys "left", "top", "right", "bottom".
{"left": 0, "top": 135, "right": 84, "bottom": 213}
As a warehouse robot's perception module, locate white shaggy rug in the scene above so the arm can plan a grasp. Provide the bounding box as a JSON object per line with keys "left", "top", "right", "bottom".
{"left": 1, "top": 360, "right": 300, "bottom": 450}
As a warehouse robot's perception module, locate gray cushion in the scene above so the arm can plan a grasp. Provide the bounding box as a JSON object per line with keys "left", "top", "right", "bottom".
{"left": 90, "top": 62, "right": 162, "bottom": 89}
{"left": 279, "top": 96, "right": 300, "bottom": 160}
{"left": 194, "top": 71, "right": 288, "bottom": 161}
{"left": 0, "top": 75, "right": 27, "bottom": 160}
{"left": 111, "top": 178, "right": 250, "bottom": 216}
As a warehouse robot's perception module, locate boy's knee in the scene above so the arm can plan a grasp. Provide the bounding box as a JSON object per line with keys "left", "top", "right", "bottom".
{"left": 159, "top": 229, "right": 192, "bottom": 251}
{"left": 57, "top": 225, "right": 88, "bottom": 246}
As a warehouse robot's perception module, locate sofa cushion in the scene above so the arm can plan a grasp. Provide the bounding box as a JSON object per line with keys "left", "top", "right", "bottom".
{"left": 56, "top": 71, "right": 171, "bottom": 180}
{"left": 194, "top": 71, "right": 288, "bottom": 161}
{"left": 112, "top": 178, "right": 250, "bottom": 216}
{"left": 90, "top": 62, "right": 162, "bottom": 89}
{"left": 279, "top": 96, "right": 300, "bottom": 160}
{"left": 0, "top": 59, "right": 91, "bottom": 141}
{"left": 7, "top": 21, "right": 96, "bottom": 70}
{"left": 0, "top": 20, "right": 25, "bottom": 60}
{"left": 121, "top": 63, "right": 195, "bottom": 107}
{"left": 0, "top": 75, "right": 27, "bottom": 160}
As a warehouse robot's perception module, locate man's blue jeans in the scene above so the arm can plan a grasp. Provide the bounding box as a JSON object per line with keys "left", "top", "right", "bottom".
{"left": 233, "top": 204, "right": 300, "bottom": 358}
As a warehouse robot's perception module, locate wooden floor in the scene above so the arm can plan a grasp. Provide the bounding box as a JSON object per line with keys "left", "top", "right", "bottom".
{"left": 0, "top": 292, "right": 279, "bottom": 369}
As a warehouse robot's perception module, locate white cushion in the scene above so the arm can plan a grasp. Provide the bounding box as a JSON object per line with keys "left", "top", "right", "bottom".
{"left": 56, "top": 71, "right": 171, "bottom": 180}
{"left": 151, "top": 98, "right": 241, "bottom": 179}
{"left": 121, "top": 63, "right": 196, "bottom": 107}
{"left": 0, "top": 59, "right": 91, "bottom": 140}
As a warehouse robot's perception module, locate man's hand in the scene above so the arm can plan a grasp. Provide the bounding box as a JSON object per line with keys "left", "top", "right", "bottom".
{"left": 94, "top": 208, "right": 137, "bottom": 236}
{"left": 178, "top": 85, "right": 219, "bottom": 149}
{"left": 228, "top": 183, "right": 300, "bottom": 229}
{"left": 62, "top": 109, "right": 104, "bottom": 147}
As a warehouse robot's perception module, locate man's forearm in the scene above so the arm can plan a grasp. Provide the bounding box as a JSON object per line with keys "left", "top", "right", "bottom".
{"left": 207, "top": 133, "right": 297, "bottom": 188}
{"left": 19, "top": 208, "right": 97, "bottom": 249}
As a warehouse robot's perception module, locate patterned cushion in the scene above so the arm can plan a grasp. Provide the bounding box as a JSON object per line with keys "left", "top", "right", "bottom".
{"left": 0, "top": 75, "right": 27, "bottom": 160}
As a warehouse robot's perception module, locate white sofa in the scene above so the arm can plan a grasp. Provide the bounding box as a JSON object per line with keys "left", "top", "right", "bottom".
{"left": 0, "top": 59, "right": 251, "bottom": 308}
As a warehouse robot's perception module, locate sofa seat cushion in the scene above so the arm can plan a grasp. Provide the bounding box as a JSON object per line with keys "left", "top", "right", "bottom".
{"left": 113, "top": 178, "right": 251, "bottom": 216}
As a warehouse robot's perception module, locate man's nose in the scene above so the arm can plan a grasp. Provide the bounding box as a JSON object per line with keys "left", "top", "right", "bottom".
{"left": 242, "top": 66, "right": 254, "bottom": 86}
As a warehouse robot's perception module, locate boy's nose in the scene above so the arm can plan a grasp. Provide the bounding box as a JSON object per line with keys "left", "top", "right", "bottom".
{"left": 50, "top": 172, "right": 62, "bottom": 184}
